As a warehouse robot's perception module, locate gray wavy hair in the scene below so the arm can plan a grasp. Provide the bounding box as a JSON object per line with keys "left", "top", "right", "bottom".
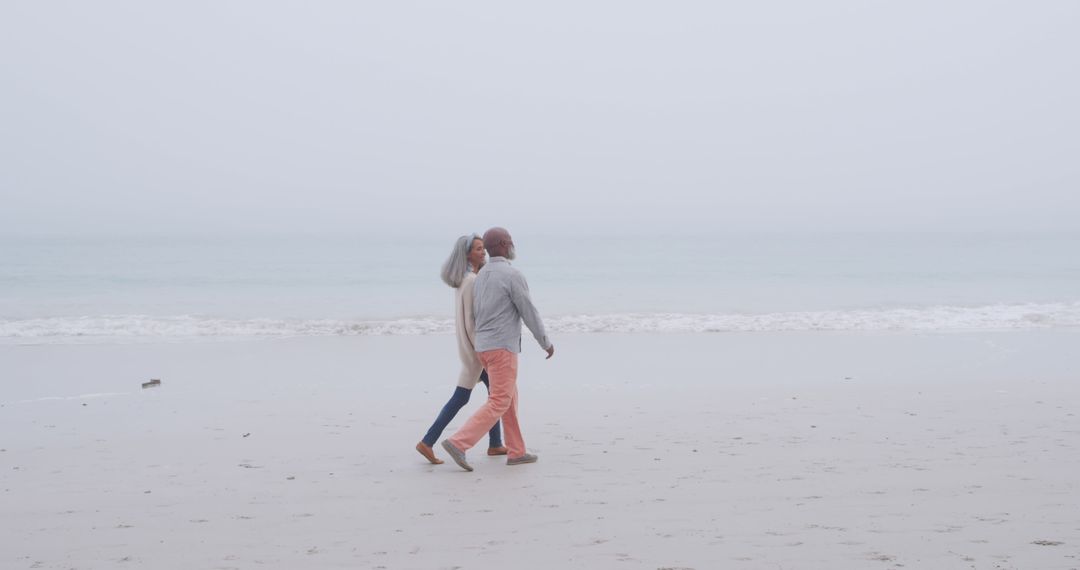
{"left": 440, "top": 233, "right": 481, "bottom": 288}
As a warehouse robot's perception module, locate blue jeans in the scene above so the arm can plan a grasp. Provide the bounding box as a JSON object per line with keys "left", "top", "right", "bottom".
{"left": 422, "top": 369, "right": 502, "bottom": 448}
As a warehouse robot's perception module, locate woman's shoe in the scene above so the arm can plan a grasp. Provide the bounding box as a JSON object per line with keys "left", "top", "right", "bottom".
{"left": 487, "top": 446, "right": 508, "bottom": 456}
{"left": 416, "top": 442, "right": 444, "bottom": 464}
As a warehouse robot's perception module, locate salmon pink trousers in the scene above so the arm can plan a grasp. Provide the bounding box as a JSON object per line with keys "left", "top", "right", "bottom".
{"left": 448, "top": 349, "right": 527, "bottom": 459}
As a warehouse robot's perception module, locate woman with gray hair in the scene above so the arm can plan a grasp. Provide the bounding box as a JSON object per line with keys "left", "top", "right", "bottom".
{"left": 416, "top": 233, "right": 507, "bottom": 463}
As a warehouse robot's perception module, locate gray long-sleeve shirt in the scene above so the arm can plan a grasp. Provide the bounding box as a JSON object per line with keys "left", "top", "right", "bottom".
{"left": 472, "top": 257, "right": 552, "bottom": 353}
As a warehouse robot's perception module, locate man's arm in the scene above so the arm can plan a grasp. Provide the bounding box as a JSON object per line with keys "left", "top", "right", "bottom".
{"left": 510, "top": 271, "right": 553, "bottom": 355}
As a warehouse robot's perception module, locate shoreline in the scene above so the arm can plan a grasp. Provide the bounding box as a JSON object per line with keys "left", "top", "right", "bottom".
{"left": 3, "top": 299, "right": 1080, "bottom": 347}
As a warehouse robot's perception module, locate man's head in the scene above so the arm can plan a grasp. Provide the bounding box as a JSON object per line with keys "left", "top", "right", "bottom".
{"left": 482, "top": 227, "right": 515, "bottom": 260}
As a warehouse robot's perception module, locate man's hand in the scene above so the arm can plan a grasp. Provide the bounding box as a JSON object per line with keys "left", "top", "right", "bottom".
{"left": 545, "top": 345, "right": 555, "bottom": 359}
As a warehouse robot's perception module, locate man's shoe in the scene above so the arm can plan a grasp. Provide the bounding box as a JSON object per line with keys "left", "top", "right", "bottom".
{"left": 416, "top": 442, "right": 444, "bottom": 465}
{"left": 506, "top": 453, "right": 538, "bottom": 466}
{"left": 487, "top": 446, "right": 508, "bottom": 456}
{"left": 441, "top": 439, "right": 473, "bottom": 472}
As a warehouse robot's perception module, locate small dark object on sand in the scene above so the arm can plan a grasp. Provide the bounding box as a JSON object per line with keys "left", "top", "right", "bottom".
{"left": 142, "top": 379, "right": 161, "bottom": 389}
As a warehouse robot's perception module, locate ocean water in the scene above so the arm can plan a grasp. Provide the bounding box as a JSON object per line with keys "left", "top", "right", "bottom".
{"left": 1, "top": 232, "right": 1078, "bottom": 343}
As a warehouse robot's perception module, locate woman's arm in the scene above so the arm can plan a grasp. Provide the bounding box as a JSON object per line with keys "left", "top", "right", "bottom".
{"left": 460, "top": 274, "right": 478, "bottom": 351}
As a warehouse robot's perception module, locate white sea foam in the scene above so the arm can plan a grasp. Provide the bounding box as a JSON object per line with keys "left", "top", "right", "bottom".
{"left": 547, "top": 302, "right": 1080, "bottom": 333}
{"left": 1, "top": 302, "right": 1078, "bottom": 344}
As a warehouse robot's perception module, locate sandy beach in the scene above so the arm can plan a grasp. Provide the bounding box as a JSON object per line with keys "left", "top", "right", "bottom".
{"left": 5, "top": 1, "right": 1080, "bottom": 568}
{"left": 2, "top": 331, "right": 1078, "bottom": 569}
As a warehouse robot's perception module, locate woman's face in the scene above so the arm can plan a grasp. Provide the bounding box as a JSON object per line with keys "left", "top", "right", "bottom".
{"left": 467, "top": 238, "right": 486, "bottom": 271}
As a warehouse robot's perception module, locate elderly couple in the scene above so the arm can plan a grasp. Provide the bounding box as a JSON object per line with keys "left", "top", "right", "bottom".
{"left": 415, "top": 227, "right": 555, "bottom": 471}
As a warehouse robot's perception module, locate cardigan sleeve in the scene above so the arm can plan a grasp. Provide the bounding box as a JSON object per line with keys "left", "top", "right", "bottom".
{"left": 460, "top": 273, "right": 478, "bottom": 351}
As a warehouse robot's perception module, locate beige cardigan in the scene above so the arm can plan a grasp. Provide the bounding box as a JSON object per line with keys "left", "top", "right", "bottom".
{"left": 454, "top": 272, "right": 485, "bottom": 388}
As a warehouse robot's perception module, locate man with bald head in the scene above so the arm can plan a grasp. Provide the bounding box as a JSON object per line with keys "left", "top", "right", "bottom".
{"left": 441, "top": 227, "right": 555, "bottom": 471}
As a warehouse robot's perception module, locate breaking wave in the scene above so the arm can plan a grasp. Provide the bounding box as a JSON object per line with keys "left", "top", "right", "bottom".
{"left": 2, "top": 302, "right": 1078, "bottom": 344}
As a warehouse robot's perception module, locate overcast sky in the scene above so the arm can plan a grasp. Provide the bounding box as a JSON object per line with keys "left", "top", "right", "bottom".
{"left": 2, "top": 2, "right": 1077, "bottom": 236}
